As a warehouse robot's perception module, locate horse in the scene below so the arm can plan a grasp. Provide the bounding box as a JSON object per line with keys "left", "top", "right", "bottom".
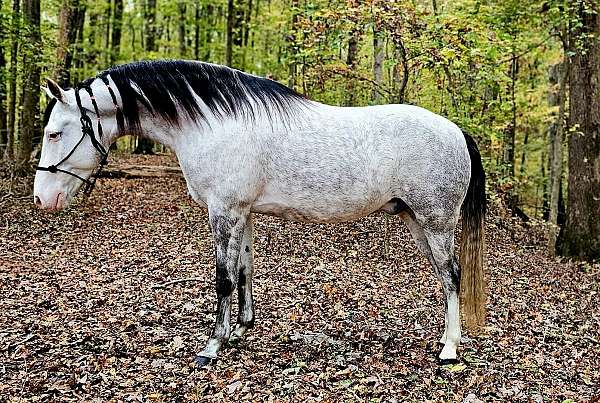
{"left": 34, "top": 60, "right": 486, "bottom": 367}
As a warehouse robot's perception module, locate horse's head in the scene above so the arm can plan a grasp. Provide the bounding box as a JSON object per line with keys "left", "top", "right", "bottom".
{"left": 34, "top": 78, "right": 117, "bottom": 211}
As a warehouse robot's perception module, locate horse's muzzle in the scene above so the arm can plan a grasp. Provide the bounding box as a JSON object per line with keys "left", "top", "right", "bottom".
{"left": 33, "top": 192, "right": 66, "bottom": 211}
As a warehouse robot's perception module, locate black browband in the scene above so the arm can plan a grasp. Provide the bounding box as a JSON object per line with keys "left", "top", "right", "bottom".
{"left": 36, "top": 76, "right": 121, "bottom": 196}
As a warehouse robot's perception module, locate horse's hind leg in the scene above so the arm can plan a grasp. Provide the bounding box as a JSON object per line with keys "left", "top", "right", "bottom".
{"left": 231, "top": 214, "right": 255, "bottom": 341}
{"left": 400, "top": 208, "right": 461, "bottom": 363}
{"left": 399, "top": 211, "right": 449, "bottom": 344}
{"left": 423, "top": 228, "right": 461, "bottom": 364}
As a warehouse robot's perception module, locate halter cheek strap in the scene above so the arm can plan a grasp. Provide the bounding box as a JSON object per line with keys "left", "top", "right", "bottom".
{"left": 36, "top": 78, "right": 122, "bottom": 196}
{"left": 100, "top": 76, "right": 125, "bottom": 132}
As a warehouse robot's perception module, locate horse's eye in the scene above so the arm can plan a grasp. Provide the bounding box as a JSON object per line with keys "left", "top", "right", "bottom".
{"left": 48, "top": 131, "right": 62, "bottom": 141}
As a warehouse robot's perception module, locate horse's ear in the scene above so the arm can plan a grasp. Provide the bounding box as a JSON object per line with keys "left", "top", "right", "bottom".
{"left": 44, "top": 78, "right": 66, "bottom": 103}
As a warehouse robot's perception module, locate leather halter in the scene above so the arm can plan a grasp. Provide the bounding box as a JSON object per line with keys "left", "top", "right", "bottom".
{"left": 36, "top": 78, "right": 121, "bottom": 196}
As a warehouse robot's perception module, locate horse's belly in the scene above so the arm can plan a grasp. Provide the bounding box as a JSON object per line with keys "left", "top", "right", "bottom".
{"left": 251, "top": 190, "right": 384, "bottom": 223}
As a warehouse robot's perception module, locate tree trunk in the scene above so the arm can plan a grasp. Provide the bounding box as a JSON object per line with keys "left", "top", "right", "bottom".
{"left": 504, "top": 52, "right": 518, "bottom": 178}
{"left": 87, "top": 12, "right": 97, "bottom": 63}
{"left": 5, "top": 0, "right": 20, "bottom": 161}
{"left": 519, "top": 128, "right": 529, "bottom": 178}
{"left": 18, "top": 0, "right": 41, "bottom": 168}
{"left": 225, "top": 0, "right": 234, "bottom": 66}
{"left": 194, "top": 4, "right": 200, "bottom": 60}
{"left": 203, "top": 4, "right": 214, "bottom": 61}
{"left": 344, "top": 30, "right": 359, "bottom": 107}
{"left": 72, "top": 5, "right": 86, "bottom": 82}
{"left": 287, "top": 0, "right": 299, "bottom": 88}
{"left": 240, "top": 0, "right": 253, "bottom": 68}
{"left": 0, "top": 0, "right": 7, "bottom": 152}
{"left": 162, "top": 15, "right": 170, "bottom": 51}
{"left": 231, "top": 0, "right": 244, "bottom": 68}
{"left": 100, "top": 164, "right": 183, "bottom": 179}
{"left": 372, "top": 23, "right": 384, "bottom": 103}
{"left": 178, "top": 2, "right": 186, "bottom": 57}
{"left": 145, "top": 0, "right": 157, "bottom": 53}
{"left": 134, "top": 0, "right": 157, "bottom": 155}
{"left": 392, "top": 39, "right": 409, "bottom": 104}
{"left": 104, "top": 0, "right": 112, "bottom": 65}
{"left": 558, "top": 0, "right": 600, "bottom": 260}
{"left": 53, "top": 0, "right": 82, "bottom": 86}
{"left": 547, "top": 59, "right": 568, "bottom": 255}
{"left": 243, "top": 0, "right": 252, "bottom": 47}
{"left": 129, "top": 12, "right": 136, "bottom": 57}
{"left": 110, "top": 0, "right": 123, "bottom": 65}
{"left": 233, "top": 0, "right": 243, "bottom": 49}
{"left": 134, "top": 137, "right": 154, "bottom": 154}
{"left": 252, "top": 0, "right": 260, "bottom": 48}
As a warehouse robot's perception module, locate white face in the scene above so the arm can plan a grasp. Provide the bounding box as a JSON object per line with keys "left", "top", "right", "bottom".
{"left": 33, "top": 80, "right": 102, "bottom": 211}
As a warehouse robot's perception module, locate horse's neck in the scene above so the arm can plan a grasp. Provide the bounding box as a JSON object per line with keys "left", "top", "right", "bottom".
{"left": 134, "top": 104, "right": 306, "bottom": 151}
{"left": 126, "top": 97, "right": 326, "bottom": 166}
{"left": 136, "top": 113, "right": 183, "bottom": 149}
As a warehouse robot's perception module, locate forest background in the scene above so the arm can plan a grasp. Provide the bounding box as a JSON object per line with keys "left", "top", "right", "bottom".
{"left": 0, "top": 0, "right": 598, "bottom": 260}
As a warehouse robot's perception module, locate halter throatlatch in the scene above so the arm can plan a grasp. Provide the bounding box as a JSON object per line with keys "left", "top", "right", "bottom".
{"left": 36, "top": 78, "right": 122, "bottom": 196}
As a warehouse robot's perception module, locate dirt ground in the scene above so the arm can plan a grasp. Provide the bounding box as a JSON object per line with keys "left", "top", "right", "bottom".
{"left": 1, "top": 154, "right": 599, "bottom": 402}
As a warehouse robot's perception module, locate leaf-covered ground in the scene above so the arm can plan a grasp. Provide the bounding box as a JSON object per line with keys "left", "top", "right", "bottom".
{"left": 1, "top": 154, "right": 599, "bottom": 402}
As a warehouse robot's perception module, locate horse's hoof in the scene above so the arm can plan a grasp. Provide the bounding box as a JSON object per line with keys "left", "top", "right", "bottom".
{"left": 192, "top": 355, "right": 215, "bottom": 368}
{"left": 229, "top": 334, "right": 242, "bottom": 345}
{"left": 230, "top": 325, "right": 248, "bottom": 343}
{"left": 438, "top": 358, "right": 459, "bottom": 366}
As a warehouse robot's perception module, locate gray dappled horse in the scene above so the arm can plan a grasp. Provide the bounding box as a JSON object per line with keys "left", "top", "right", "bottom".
{"left": 34, "top": 60, "right": 486, "bottom": 367}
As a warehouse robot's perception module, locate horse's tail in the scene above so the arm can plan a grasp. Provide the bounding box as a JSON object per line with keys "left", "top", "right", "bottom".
{"left": 460, "top": 131, "right": 487, "bottom": 332}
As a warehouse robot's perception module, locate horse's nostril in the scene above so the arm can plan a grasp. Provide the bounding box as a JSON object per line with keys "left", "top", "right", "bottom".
{"left": 34, "top": 196, "right": 42, "bottom": 208}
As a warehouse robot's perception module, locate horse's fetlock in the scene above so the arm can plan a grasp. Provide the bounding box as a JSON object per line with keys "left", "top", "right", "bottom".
{"left": 238, "top": 314, "right": 255, "bottom": 329}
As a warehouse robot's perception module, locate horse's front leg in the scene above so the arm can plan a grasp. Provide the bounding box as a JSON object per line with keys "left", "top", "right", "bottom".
{"left": 231, "top": 213, "right": 255, "bottom": 341}
{"left": 194, "top": 206, "right": 248, "bottom": 367}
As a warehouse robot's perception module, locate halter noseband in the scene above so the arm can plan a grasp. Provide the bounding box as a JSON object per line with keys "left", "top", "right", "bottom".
{"left": 36, "top": 77, "right": 121, "bottom": 196}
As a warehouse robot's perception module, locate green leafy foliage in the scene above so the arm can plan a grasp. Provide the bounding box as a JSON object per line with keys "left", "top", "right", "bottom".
{"left": 0, "top": 0, "right": 584, "bottom": 218}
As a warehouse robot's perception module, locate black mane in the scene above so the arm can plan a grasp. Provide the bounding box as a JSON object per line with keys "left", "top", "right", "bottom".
{"left": 88, "top": 60, "right": 306, "bottom": 133}
{"left": 43, "top": 98, "right": 58, "bottom": 127}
